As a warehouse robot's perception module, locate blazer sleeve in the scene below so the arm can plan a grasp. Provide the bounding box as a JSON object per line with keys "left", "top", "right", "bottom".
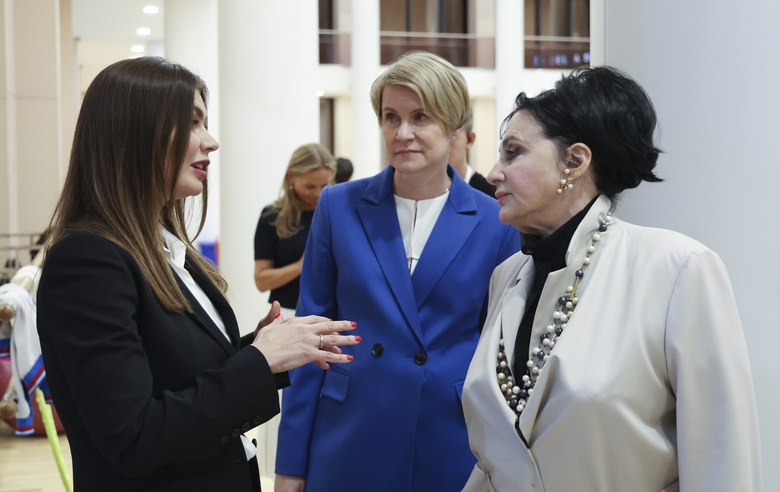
{"left": 665, "top": 247, "right": 762, "bottom": 490}
{"left": 37, "top": 233, "right": 282, "bottom": 478}
{"left": 275, "top": 187, "right": 336, "bottom": 477}
{"left": 240, "top": 333, "right": 290, "bottom": 389}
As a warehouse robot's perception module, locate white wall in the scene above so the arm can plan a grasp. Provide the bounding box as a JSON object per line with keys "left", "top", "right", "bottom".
{"left": 601, "top": 2, "right": 780, "bottom": 488}
{"left": 164, "top": 0, "right": 220, "bottom": 245}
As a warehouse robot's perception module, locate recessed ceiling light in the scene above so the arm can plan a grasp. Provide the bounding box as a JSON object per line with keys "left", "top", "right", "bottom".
{"left": 142, "top": 6, "right": 159, "bottom": 14}
{"left": 137, "top": 27, "right": 151, "bottom": 36}
{"left": 131, "top": 45, "right": 145, "bottom": 53}
{"left": 316, "top": 90, "right": 325, "bottom": 97}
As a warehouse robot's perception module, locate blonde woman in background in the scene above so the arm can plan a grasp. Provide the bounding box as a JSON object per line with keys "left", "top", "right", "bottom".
{"left": 254, "top": 144, "right": 336, "bottom": 318}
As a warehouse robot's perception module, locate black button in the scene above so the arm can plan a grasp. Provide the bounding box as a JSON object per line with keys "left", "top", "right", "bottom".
{"left": 241, "top": 422, "right": 251, "bottom": 432}
{"left": 372, "top": 343, "right": 384, "bottom": 357}
{"left": 414, "top": 351, "right": 427, "bottom": 365}
{"left": 220, "top": 435, "right": 229, "bottom": 444}
{"left": 253, "top": 416, "right": 263, "bottom": 425}
{"left": 231, "top": 428, "right": 240, "bottom": 438}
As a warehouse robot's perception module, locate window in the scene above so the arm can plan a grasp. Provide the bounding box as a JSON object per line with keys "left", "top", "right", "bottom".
{"left": 379, "top": 0, "right": 493, "bottom": 68}
{"left": 319, "top": 0, "right": 350, "bottom": 64}
{"left": 320, "top": 97, "right": 335, "bottom": 155}
{"left": 525, "top": 0, "right": 589, "bottom": 68}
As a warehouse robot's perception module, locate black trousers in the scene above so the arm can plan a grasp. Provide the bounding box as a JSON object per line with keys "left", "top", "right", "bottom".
{"left": 248, "top": 440, "right": 261, "bottom": 492}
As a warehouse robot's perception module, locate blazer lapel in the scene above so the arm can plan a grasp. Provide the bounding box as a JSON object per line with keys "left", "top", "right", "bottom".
{"left": 517, "top": 196, "right": 614, "bottom": 443}
{"left": 176, "top": 258, "right": 238, "bottom": 355}
{"left": 355, "top": 167, "right": 422, "bottom": 341}
{"left": 410, "top": 172, "right": 479, "bottom": 309}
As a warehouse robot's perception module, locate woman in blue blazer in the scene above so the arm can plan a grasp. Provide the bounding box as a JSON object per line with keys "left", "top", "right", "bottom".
{"left": 275, "top": 52, "right": 520, "bottom": 492}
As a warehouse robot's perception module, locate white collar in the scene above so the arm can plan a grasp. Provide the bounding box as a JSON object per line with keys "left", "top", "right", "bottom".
{"left": 464, "top": 165, "right": 476, "bottom": 183}
{"left": 160, "top": 226, "right": 187, "bottom": 269}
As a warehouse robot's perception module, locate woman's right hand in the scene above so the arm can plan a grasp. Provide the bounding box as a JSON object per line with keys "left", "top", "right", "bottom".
{"left": 275, "top": 474, "right": 305, "bottom": 492}
{"left": 251, "top": 314, "right": 360, "bottom": 373}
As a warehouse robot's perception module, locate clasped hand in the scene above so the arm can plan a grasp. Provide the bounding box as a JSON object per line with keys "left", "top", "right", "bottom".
{"left": 252, "top": 301, "right": 360, "bottom": 373}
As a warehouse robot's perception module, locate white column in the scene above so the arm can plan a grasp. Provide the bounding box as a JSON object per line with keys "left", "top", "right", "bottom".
{"left": 604, "top": 2, "right": 780, "bottom": 488}
{"left": 218, "top": 0, "right": 319, "bottom": 480}
{"left": 0, "top": 0, "right": 63, "bottom": 257}
{"left": 1, "top": 0, "right": 17, "bottom": 241}
{"left": 350, "top": 0, "right": 381, "bottom": 178}
{"left": 59, "top": 0, "right": 75, "bottom": 184}
{"left": 164, "top": 0, "right": 220, "bottom": 248}
{"left": 218, "top": 0, "right": 318, "bottom": 328}
{"left": 494, "top": 0, "right": 524, "bottom": 145}
{"left": 588, "top": 0, "right": 605, "bottom": 66}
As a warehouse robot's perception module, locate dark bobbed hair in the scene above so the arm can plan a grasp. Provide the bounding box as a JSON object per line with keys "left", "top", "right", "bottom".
{"left": 335, "top": 157, "right": 353, "bottom": 184}
{"left": 502, "top": 66, "right": 663, "bottom": 199}
{"left": 47, "top": 56, "right": 225, "bottom": 312}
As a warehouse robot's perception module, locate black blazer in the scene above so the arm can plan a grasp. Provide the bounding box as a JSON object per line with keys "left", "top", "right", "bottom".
{"left": 37, "top": 232, "right": 288, "bottom": 491}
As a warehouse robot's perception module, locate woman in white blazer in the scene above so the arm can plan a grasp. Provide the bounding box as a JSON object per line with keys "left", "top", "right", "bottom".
{"left": 461, "top": 66, "right": 761, "bottom": 492}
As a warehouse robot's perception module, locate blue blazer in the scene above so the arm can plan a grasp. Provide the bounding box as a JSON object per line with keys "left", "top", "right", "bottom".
{"left": 276, "top": 166, "right": 520, "bottom": 492}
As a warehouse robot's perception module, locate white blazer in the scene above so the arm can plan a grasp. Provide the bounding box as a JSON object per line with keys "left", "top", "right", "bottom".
{"left": 462, "top": 195, "right": 761, "bottom": 492}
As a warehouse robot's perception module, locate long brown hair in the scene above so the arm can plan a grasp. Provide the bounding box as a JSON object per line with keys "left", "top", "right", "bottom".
{"left": 266, "top": 143, "right": 335, "bottom": 239}
{"left": 46, "top": 57, "right": 225, "bottom": 313}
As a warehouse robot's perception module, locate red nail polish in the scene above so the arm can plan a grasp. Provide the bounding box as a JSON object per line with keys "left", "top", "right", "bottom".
{"left": 355, "top": 336, "right": 362, "bottom": 342}
{"left": 347, "top": 355, "right": 354, "bottom": 361}
{"left": 274, "top": 313, "right": 281, "bottom": 319}
{"left": 351, "top": 322, "right": 357, "bottom": 328}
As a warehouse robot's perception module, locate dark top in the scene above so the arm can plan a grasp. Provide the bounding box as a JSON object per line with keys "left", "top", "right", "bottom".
{"left": 512, "top": 198, "right": 596, "bottom": 378}
{"left": 469, "top": 172, "right": 497, "bottom": 198}
{"left": 254, "top": 207, "right": 314, "bottom": 309}
{"left": 37, "top": 231, "right": 289, "bottom": 491}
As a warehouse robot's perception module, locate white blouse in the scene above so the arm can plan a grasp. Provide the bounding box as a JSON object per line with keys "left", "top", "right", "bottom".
{"left": 394, "top": 191, "right": 449, "bottom": 275}
{"left": 160, "top": 227, "right": 256, "bottom": 461}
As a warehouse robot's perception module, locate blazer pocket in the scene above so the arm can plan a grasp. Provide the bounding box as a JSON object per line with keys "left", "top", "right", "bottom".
{"left": 320, "top": 366, "right": 350, "bottom": 403}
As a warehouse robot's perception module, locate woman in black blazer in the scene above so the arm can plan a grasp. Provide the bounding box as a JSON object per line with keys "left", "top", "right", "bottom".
{"left": 36, "top": 57, "right": 358, "bottom": 492}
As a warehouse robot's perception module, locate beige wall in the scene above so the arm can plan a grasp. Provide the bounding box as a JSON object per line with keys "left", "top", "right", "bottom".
{"left": 1, "top": 0, "right": 12, "bottom": 243}
{"left": 1, "top": 0, "right": 75, "bottom": 267}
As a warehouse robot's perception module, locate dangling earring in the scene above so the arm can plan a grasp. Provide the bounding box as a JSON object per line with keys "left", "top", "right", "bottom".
{"left": 557, "top": 168, "right": 573, "bottom": 194}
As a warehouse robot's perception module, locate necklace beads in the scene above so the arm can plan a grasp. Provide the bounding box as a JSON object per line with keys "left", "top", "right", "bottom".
{"left": 496, "top": 213, "right": 612, "bottom": 420}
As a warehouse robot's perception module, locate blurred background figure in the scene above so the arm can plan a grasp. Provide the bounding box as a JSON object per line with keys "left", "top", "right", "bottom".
{"left": 334, "top": 157, "right": 354, "bottom": 184}
{"left": 448, "top": 118, "right": 496, "bottom": 198}
{"left": 254, "top": 144, "right": 336, "bottom": 319}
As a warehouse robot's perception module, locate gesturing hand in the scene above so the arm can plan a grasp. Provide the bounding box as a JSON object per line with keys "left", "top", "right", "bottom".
{"left": 251, "top": 313, "right": 360, "bottom": 373}
{"left": 253, "top": 300, "right": 282, "bottom": 338}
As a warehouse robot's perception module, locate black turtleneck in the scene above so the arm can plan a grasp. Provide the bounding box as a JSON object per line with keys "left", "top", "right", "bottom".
{"left": 512, "top": 197, "right": 598, "bottom": 379}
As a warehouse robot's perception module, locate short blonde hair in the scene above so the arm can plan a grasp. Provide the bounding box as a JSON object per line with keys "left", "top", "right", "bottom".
{"left": 370, "top": 51, "right": 472, "bottom": 135}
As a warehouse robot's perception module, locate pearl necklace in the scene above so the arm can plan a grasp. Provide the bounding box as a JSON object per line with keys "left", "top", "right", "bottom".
{"left": 496, "top": 212, "right": 612, "bottom": 424}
